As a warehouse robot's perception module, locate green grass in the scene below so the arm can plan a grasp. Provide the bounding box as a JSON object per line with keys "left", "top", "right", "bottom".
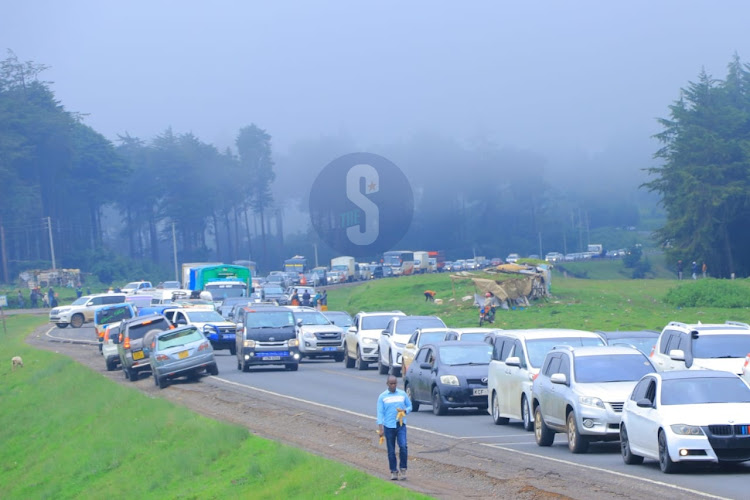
{"left": 0, "top": 315, "right": 427, "bottom": 499}
{"left": 327, "top": 273, "right": 750, "bottom": 332}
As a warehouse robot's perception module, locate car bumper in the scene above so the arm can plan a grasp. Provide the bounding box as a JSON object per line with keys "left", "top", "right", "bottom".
{"left": 666, "top": 428, "right": 750, "bottom": 463}
{"left": 242, "top": 347, "right": 300, "bottom": 365}
{"left": 359, "top": 342, "right": 379, "bottom": 361}
{"left": 576, "top": 408, "right": 622, "bottom": 437}
{"left": 154, "top": 352, "right": 216, "bottom": 378}
{"left": 437, "top": 384, "right": 489, "bottom": 409}
{"left": 299, "top": 340, "right": 343, "bottom": 355}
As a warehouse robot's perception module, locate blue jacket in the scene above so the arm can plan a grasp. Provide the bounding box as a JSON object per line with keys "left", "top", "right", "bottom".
{"left": 377, "top": 388, "right": 412, "bottom": 428}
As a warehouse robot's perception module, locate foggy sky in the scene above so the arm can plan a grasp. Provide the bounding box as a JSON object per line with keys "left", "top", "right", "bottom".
{"left": 4, "top": 1, "right": 750, "bottom": 172}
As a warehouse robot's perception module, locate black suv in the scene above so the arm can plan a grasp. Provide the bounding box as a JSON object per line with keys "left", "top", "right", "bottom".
{"left": 114, "top": 314, "right": 173, "bottom": 381}
{"left": 234, "top": 306, "right": 300, "bottom": 372}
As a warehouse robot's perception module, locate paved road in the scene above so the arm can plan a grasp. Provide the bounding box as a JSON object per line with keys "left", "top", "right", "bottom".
{"left": 48, "top": 323, "right": 749, "bottom": 500}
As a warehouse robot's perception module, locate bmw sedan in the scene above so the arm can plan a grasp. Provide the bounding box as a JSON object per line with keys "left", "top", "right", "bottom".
{"left": 403, "top": 341, "right": 492, "bottom": 415}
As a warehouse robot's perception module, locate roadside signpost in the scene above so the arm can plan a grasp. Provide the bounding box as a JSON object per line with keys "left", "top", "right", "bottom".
{"left": 0, "top": 295, "right": 6, "bottom": 334}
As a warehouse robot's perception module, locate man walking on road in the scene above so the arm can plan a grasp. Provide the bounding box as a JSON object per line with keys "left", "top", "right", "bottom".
{"left": 377, "top": 375, "right": 412, "bottom": 481}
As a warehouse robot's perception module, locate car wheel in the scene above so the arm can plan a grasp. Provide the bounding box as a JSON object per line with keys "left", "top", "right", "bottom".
{"left": 123, "top": 366, "right": 130, "bottom": 380}
{"left": 153, "top": 372, "right": 159, "bottom": 387}
{"left": 344, "top": 348, "right": 355, "bottom": 368}
{"left": 405, "top": 382, "right": 420, "bottom": 412}
{"left": 534, "top": 406, "right": 555, "bottom": 446}
{"left": 237, "top": 360, "right": 242, "bottom": 371}
{"left": 355, "top": 349, "right": 369, "bottom": 370}
{"left": 157, "top": 373, "right": 168, "bottom": 389}
{"left": 56, "top": 323, "right": 69, "bottom": 329}
{"left": 229, "top": 346, "right": 237, "bottom": 356}
{"left": 658, "top": 430, "right": 679, "bottom": 473}
{"left": 567, "top": 411, "right": 589, "bottom": 453}
{"left": 432, "top": 386, "right": 447, "bottom": 416}
{"left": 285, "top": 363, "right": 299, "bottom": 372}
{"left": 620, "top": 425, "right": 644, "bottom": 465}
{"left": 105, "top": 357, "right": 115, "bottom": 372}
{"left": 208, "top": 363, "right": 219, "bottom": 376}
{"left": 521, "top": 396, "right": 533, "bottom": 432}
{"left": 125, "top": 367, "right": 138, "bottom": 382}
{"left": 491, "top": 392, "right": 509, "bottom": 425}
{"left": 70, "top": 314, "right": 84, "bottom": 328}
{"left": 378, "top": 355, "right": 388, "bottom": 375}
{"left": 333, "top": 353, "right": 345, "bottom": 363}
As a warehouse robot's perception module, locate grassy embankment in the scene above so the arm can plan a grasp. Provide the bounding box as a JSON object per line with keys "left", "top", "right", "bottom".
{"left": 0, "top": 315, "right": 426, "bottom": 499}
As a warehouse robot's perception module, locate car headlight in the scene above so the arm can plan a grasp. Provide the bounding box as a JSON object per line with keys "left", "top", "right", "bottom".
{"left": 288, "top": 339, "right": 299, "bottom": 347}
{"left": 302, "top": 331, "right": 315, "bottom": 339}
{"left": 243, "top": 340, "right": 256, "bottom": 348}
{"left": 394, "top": 341, "right": 406, "bottom": 348}
{"left": 578, "top": 396, "right": 605, "bottom": 409}
{"left": 670, "top": 424, "right": 704, "bottom": 436}
{"left": 440, "top": 375, "right": 459, "bottom": 386}
{"left": 362, "top": 337, "right": 377, "bottom": 345}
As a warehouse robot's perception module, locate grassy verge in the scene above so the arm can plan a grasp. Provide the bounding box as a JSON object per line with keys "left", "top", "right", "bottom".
{"left": 0, "top": 315, "right": 426, "bottom": 499}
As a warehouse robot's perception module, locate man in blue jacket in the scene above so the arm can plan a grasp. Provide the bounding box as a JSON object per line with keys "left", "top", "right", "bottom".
{"left": 377, "top": 375, "right": 412, "bottom": 480}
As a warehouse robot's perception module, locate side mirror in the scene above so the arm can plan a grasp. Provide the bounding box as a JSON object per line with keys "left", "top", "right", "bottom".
{"left": 668, "top": 349, "right": 685, "bottom": 361}
{"left": 382, "top": 330, "right": 390, "bottom": 336}
{"left": 112, "top": 334, "right": 121, "bottom": 345}
{"left": 550, "top": 373, "right": 567, "bottom": 385}
{"left": 348, "top": 326, "right": 356, "bottom": 333}
{"left": 296, "top": 319, "right": 303, "bottom": 327}
{"left": 636, "top": 398, "right": 653, "bottom": 408}
{"left": 236, "top": 322, "right": 243, "bottom": 330}
{"left": 505, "top": 356, "right": 521, "bottom": 367}
{"left": 420, "top": 362, "right": 432, "bottom": 370}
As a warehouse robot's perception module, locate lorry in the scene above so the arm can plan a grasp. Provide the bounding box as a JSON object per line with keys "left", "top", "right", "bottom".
{"left": 284, "top": 256, "right": 307, "bottom": 274}
{"left": 331, "top": 256, "right": 356, "bottom": 282}
{"left": 587, "top": 244, "right": 604, "bottom": 256}
{"left": 413, "top": 251, "right": 430, "bottom": 273}
{"left": 428, "top": 250, "right": 446, "bottom": 272}
{"left": 181, "top": 263, "right": 252, "bottom": 302}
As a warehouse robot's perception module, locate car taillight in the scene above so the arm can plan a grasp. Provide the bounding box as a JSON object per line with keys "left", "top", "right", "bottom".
{"left": 156, "top": 354, "right": 169, "bottom": 361}
{"left": 198, "top": 341, "right": 210, "bottom": 352}
{"left": 531, "top": 373, "right": 539, "bottom": 381}
{"left": 649, "top": 345, "right": 655, "bottom": 357}
{"left": 124, "top": 337, "right": 131, "bottom": 349}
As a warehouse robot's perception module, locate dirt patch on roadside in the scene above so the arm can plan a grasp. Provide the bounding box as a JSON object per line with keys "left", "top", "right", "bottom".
{"left": 26, "top": 325, "right": 706, "bottom": 500}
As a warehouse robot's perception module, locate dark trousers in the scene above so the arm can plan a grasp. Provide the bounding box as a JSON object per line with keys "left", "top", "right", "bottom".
{"left": 384, "top": 425, "right": 407, "bottom": 472}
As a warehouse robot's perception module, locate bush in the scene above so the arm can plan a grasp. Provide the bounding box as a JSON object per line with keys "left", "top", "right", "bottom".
{"left": 664, "top": 279, "right": 750, "bottom": 308}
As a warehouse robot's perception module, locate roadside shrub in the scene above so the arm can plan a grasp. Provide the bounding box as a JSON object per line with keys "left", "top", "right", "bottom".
{"left": 664, "top": 279, "right": 750, "bottom": 308}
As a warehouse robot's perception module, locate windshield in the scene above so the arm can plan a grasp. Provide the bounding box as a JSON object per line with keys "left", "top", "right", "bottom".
{"left": 262, "top": 285, "right": 284, "bottom": 294}
{"left": 383, "top": 256, "right": 402, "bottom": 266}
{"left": 661, "top": 377, "right": 750, "bottom": 405}
{"left": 692, "top": 334, "right": 750, "bottom": 359}
{"left": 361, "top": 315, "right": 399, "bottom": 330}
{"left": 296, "top": 311, "right": 332, "bottom": 325}
{"left": 95, "top": 305, "right": 133, "bottom": 325}
{"left": 439, "top": 345, "right": 493, "bottom": 365}
{"left": 185, "top": 311, "right": 225, "bottom": 322}
{"left": 526, "top": 337, "right": 605, "bottom": 368}
{"left": 574, "top": 354, "right": 654, "bottom": 383}
{"left": 205, "top": 284, "right": 247, "bottom": 300}
{"left": 419, "top": 331, "right": 451, "bottom": 346}
{"left": 157, "top": 327, "right": 204, "bottom": 350}
{"left": 395, "top": 318, "right": 445, "bottom": 335}
{"left": 325, "top": 313, "right": 352, "bottom": 327}
{"left": 244, "top": 311, "right": 295, "bottom": 328}
{"left": 127, "top": 319, "right": 171, "bottom": 340}
{"left": 459, "top": 332, "right": 488, "bottom": 342}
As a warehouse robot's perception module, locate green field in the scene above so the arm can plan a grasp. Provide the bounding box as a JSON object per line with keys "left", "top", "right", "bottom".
{"left": 0, "top": 316, "right": 426, "bottom": 500}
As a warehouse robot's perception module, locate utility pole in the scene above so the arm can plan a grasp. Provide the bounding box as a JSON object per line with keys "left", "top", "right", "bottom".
{"left": 313, "top": 243, "right": 319, "bottom": 268}
{"left": 538, "top": 232, "right": 543, "bottom": 258}
{"left": 0, "top": 222, "right": 8, "bottom": 284}
{"left": 172, "top": 222, "right": 179, "bottom": 281}
{"left": 45, "top": 217, "right": 56, "bottom": 270}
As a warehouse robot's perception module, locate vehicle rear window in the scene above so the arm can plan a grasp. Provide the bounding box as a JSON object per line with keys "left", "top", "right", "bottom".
{"left": 458, "top": 332, "right": 487, "bottom": 342}
{"left": 526, "top": 337, "right": 604, "bottom": 368}
{"left": 661, "top": 377, "right": 750, "bottom": 405}
{"left": 692, "top": 334, "right": 750, "bottom": 359}
{"left": 574, "top": 354, "right": 654, "bottom": 383}
{"left": 438, "top": 345, "right": 493, "bottom": 365}
{"left": 419, "top": 331, "right": 452, "bottom": 346}
{"left": 361, "top": 315, "right": 398, "bottom": 330}
{"left": 95, "top": 305, "right": 133, "bottom": 325}
{"left": 295, "top": 311, "right": 331, "bottom": 325}
{"left": 127, "top": 319, "right": 171, "bottom": 340}
{"left": 157, "top": 327, "right": 204, "bottom": 350}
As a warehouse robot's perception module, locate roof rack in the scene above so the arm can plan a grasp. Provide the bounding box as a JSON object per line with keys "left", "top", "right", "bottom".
{"left": 666, "top": 321, "right": 689, "bottom": 329}
{"left": 725, "top": 321, "right": 750, "bottom": 329}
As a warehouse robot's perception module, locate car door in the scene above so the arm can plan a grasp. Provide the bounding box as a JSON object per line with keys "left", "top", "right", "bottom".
{"left": 537, "top": 354, "right": 562, "bottom": 427}
{"left": 549, "top": 354, "right": 571, "bottom": 427}
{"left": 504, "top": 338, "right": 527, "bottom": 419}
{"left": 495, "top": 337, "right": 516, "bottom": 416}
{"left": 402, "top": 331, "right": 419, "bottom": 373}
{"left": 410, "top": 348, "right": 428, "bottom": 401}
{"left": 414, "top": 347, "right": 434, "bottom": 401}
{"left": 347, "top": 316, "right": 359, "bottom": 358}
{"left": 379, "top": 320, "right": 394, "bottom": 366}
{"left": 487, "top": 337, "right": 506, "bottom": 409}
{"left": 625, "top": 377, "right": 659, "bottom": 457}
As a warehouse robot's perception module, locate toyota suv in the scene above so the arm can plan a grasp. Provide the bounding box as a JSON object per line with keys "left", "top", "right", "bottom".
{"left": 287, "top": 306, "right": 345, "bottom": 361}
{"left": 113, "top": 313, "right": 174, "bottom": 381}
{"left": 531, "top": 345, "right": 654, "bottom": 453}
{"left": 234, "top": 305, "right": 300, "bottom": 371}
{"left": 49, "top": 293, "right": 127, "bottom": 328}
{"left": 650, "top": 321, "right": 750, "bottom": 375}
{"left": 378, "top": 315, "right": 446, "bottom": 376}
{"left": 344, "top": 311, "right": 405, "bottom": 370}
{"left": 486, "top": 329, "right": 605, "bottom": 431}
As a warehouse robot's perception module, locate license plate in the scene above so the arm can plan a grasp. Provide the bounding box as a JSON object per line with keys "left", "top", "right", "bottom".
{"left": 264, "top": 356, "right": 281, "bottom": 361}
{"left": 178, "top": 350, "right": 189, "bottom": 359}
{"left": 473, "top": 388, "right": 488, "bottom": 396}
{"left": 322, "top": 347, "right": 337, "bottom": 352}
{"left": 132, "top": 350, "right": 144, "bottom": 361}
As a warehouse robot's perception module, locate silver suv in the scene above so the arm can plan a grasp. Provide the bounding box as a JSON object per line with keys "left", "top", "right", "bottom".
{"left": 532, "top": 345, "right": 654, "bottom": 453}
{"left": 287, "top": 306, "right": 345, "bottom": 361}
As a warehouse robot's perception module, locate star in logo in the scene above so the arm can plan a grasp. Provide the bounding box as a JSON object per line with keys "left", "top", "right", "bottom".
{"left": 367, "top": 180, "right": 378, "bottom": 192}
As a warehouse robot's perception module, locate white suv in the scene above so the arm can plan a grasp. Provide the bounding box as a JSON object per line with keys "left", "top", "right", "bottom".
{"left": 49, "top": 293, "right": 127, "bottom": 328}
{"left": 343, "top": 311, "right": 405, "bottom": 370}
{"left": 378, "top": 315, "right": 446, "bottom": 376}
{"left": 287, "top": 306, "right": 345, "bottom": 361}
{"left": 650, "top": 321, "right": 750, "bottom": 375}
{"left": 486, "top": 329, "right": 605, "bottom": 431}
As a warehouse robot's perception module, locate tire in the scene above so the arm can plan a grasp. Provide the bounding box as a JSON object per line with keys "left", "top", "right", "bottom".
{"left": 521, "top": 396, "right": 533, "bottom": 432}
{"left": 491, "top": 392, "right": 510, "bottom": 425}
{"left": 153, "top": 372, "right": 159, "bottom": 387}
{"left": 123, "top": 366, "right": 130, "bottom": 380}
{"left": 432, "top": 386, "right": 447, "bottom": 416}
{"left": 128, "top": 368, "right": 139, "bottom": 382}
{"left": 333, "top": 353, "right": 345, "bottom": 363}
{"left": 567, "top": 411, "right": 589, "bottom": 454}
{"left": 56, "top": 323, "right": 69, "bottom": 329}
{"left": 242, "top": 362, "right": 250, "bottom": 373}
{"left": 534, "top": 406, "right": 555, "bottom": 446}
{"left": 208, "top": 363, "right": 219, "bottom": 376}
{"left": 286, "top": 363, "right": 299, "bottom": 372}
{"left": 105, "top": 357, "right": 115, "bottom": 372}
{"left": 621, "top": 425, "right": 644, "bottom": 465}
{"left": 658, "top": 430, "right": 679, "bottom": 473}
{"left": 237, "top": 360, "right": 242, "bottom": 371}
{"left": 70, "top": 314, "right": 84, "bottom": 328}
{"left": 405, "top": 383, "right": 420, "bottom": 412}
{"left": 355, "top": 349, "right": 369, "bottom": 370}
{"left": 157, "top": 373, "right": 168, "bottom": 389}
{"left": 344, "top": 348, "right": 355, "bottom": 368}
{"left": 229, "top": 346, "right": 237, "bottom": 356}
{"left": 378, "top": 356, "right": 388, "bottom": 375}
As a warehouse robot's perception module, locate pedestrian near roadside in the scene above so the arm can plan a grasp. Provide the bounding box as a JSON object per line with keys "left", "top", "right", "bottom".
{"left": 291, "top": 291, "right": 300, "bottom": 306}
{"left": 376, "top": 375, "right": 412, "bottom": 481}
{"left": 47, "top": 287, "right": 55, "bottom": 307}
{"left": 676, "top": 260, "right": 683, "bottom": 280}
{"left": 702, "top": 262, "right": 707, "bottom": 279}
{"left": 302, "top": 289, "right": 311, "bottom": 307}
{"left": 424, "top": 290, "right": 436, "bottom": 302}
{"left": 320, "top": 289, "right": 328, "bottom": 311}
{"left": 42, "top": 292, "right": 50, "bottom": 308}
{"left": 30, "top": 288, "right": 38, "bottom": 308}
{"left": 17, "top": 290, "right": 25, "bottom": 309}
{"left": 692, "top": 261, "right": 698, "bottom": 280}
{"left": 76, "top": 285, "right": 83, "bottom": 298}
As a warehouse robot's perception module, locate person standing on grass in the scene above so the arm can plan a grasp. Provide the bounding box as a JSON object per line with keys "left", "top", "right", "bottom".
{"left": 702, "top": 261, "right": 707, "bottom": 279}
{"left": 376, "top": 375, "right": 412, "bottom": 481}
{"left": 692, "top": 261, "right": 698, "bottom": 280}
{"left": 676, "top": 260, "right": 683, "bottom": 280}
{"left": 17, "top": 290, "right": 24, "bottom": 309}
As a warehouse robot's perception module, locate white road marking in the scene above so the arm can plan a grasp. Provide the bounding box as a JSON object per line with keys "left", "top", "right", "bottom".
{"left": 481, "top": 443, "right": 731, "bottom": 500}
